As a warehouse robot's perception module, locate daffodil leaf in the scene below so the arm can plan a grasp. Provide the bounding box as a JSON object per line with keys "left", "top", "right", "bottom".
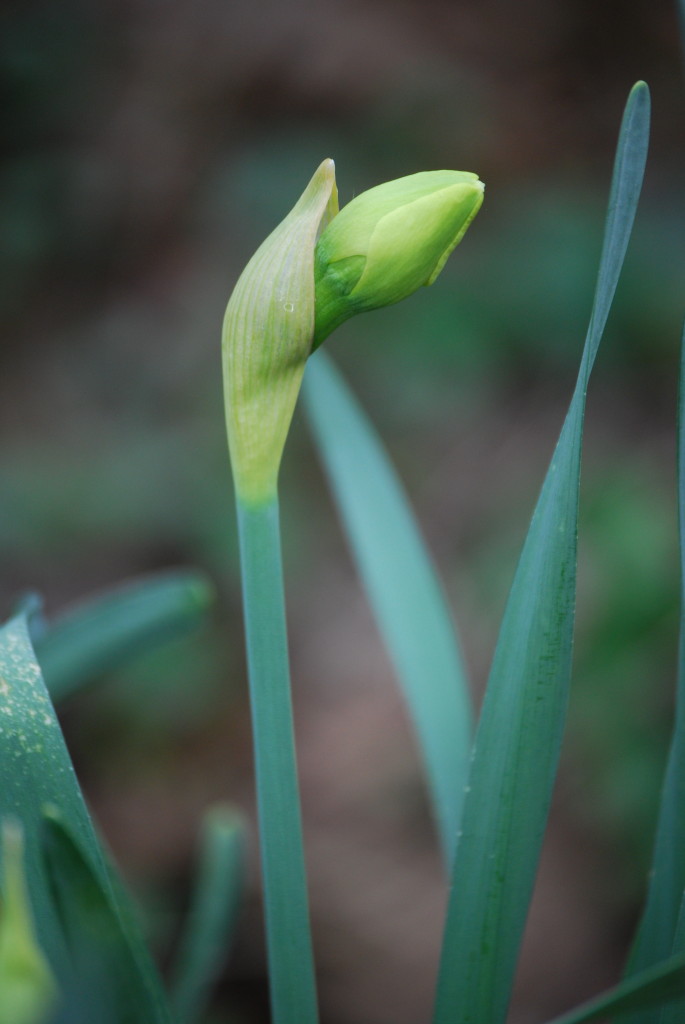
{"left": 0, "top": 614, "right": 173, "bottom": 1022}
{"left": 41, "top": 809, "right": 174, "bottom": 1024}
{"left": 433, "top": 81, "right": 650, "bottom": 1024}
{"left": 303, "top": 351, "right": 472, "bottom": 866}
{"left": 171, "top": 806, "right": 247, "bottom": 1024}
{"left": 544, "top": 949, "right": 685, "bottom": 1024}
{"left": 622, "top": 324, "right": 685, "bottom": 1024}
{"left": 34, "top": 570, "right": 214, "bottom": 703}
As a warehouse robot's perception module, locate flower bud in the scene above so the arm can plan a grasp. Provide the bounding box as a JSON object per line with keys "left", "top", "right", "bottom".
{"left": 313, "top": 170, "right": 484, "bottom": 347}
{"left": 0, "top": 820, "right": 57, "bottom": 1024}
{"left": 222, "top": 159, "right": 338, "bottom": 504}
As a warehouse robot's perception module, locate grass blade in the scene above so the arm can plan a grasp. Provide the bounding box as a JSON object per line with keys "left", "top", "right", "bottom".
{"left": 0, "top": 614, "right": 173, "bottom": 1022}
{"left": 237, "top": 496, "right": 319, "bottom": 1024}
{"left": 544, "top": 950, "right": 685, "bottom": 1024}
{"left": 623, "top": 324, "right": 685, "bottom": 1016}
{"left": 303, "top": 351, "right": 472, "bottom": 865}
{"left": 34, "top": 571, "right": 214, "bottom": 703}
{"left": 171, "top": 806, "right": 247, "bottom": 1024}
{"left": 433, "top": 81, "right": 650, "bottom": 1024}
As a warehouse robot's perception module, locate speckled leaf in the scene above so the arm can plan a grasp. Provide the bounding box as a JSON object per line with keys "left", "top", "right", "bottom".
{"left": 0, "top": 614, "right": 173, "bottom": 1022}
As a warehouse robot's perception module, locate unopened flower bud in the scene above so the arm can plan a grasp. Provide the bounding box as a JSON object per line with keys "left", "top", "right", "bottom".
{"left": 313, "top": 170, "right": 484, "bottom": 347}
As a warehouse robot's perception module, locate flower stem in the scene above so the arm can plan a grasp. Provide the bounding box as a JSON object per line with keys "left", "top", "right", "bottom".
{"left": 236, "top": 494, "right": 318, "bottom": 1024}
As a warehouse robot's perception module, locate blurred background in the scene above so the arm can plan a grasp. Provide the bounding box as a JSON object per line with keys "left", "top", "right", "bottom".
{"left": 2, "top": 0, "right": 685, "bottom": 1021}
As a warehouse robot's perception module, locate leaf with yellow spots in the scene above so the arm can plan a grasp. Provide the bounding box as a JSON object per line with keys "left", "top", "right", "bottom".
{"left": 0, "top": 615, "right": 173, "bottom": 1022}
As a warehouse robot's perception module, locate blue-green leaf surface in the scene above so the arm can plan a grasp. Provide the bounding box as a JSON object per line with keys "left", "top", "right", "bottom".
{"left": 41, "top": 810, "right": 172, "bottom": 1024}
{"left": 303, "top": 351, "right": 472, "bottom": 864}
{"left": 171, "top": 806, "right": 247, "bottom": 1024}
{"left": 35, "top": 571, "right": 214, "bottom": 703}
{"left": 660, "top": 890, "right": 685, "bottom": 1024}
{"left": 622, "top": 6, "right": 685, "bottom": 1017}
{"left": 0, "top": 615, "right": 173, "bottom": 1022}
{"left": 624, "top": 325, "right": 685, "bottom": 1022}
{"left": 433, "top": 81, "right": 650, "bottom": 1024}
{"left": 545, "top": 949, "right": 685, "bottom": 1024}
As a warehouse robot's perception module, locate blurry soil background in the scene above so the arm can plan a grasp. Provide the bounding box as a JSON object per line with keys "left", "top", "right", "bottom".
{"left": 2, "top": 1, "right": 685, "bottom": 1021}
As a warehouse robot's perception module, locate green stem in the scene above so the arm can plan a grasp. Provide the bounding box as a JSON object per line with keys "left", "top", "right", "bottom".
{"left": 236, "top": 495, "right": 319, "bottom": 1024}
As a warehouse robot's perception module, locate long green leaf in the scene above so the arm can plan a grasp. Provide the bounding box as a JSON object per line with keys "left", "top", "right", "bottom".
{"left": 660, "top": 890, "right": 685, "bottom": 1024}
{"left": 0, "top": 614, "right": 173, "bottom": 1022}
{"left": 303, "top": 352, "right": 472, "bottom": 865}
{"left": 545, "top": 949, "right": 685, "bottom": 1024}
{"left": 433, "top": 81, "right": 650, "bottom": 1024}
{"left": 624, "top": 322, "right": 685, "bottom": 1020}
{"left": 34, "top": 571, "right": 214, "bottom": 703}
{"left": 171, "top": 806, "right": 247, "bottom": 1024}
{"left": 623, "top": 9, "right": 685, "bottom": 1018}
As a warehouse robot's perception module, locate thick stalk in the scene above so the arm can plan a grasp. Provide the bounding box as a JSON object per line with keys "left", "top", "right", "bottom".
{"left": 236, "top": 495, "right": 318, "bottom": 1024}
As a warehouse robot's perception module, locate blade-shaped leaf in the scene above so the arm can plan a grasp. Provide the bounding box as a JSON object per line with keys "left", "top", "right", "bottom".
{"left": 433, "top": 81, "right": 650, "bottom": 1024}
{"left": 35, "top": 571, "right": 214, "bottom": 703}
{"left": 303, "top": 351, "right": 472, "bottom": 865}
{"left": 171, "top": 806, "right": 247, "bottom": 1024}
{"left": 41, "top": 810, "right": 172, "bottom": 1024}
{"left": 545, "top": 949, "right": 685, "bottom": 1024}
{"left": 624, "top": 322, "right": 685, "bottom": 1022}
{"left": 660, "top": 890, "right": 685, "bottom": 1024}
{"left": 0, "top": 614, "right": 173, "bottom": 1022}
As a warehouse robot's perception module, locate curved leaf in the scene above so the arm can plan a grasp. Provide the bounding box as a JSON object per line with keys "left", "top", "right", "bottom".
{"left": 35, "top": 571, "right": 214, "bottom": 703}
{"left": 0, "top": 615, "right": 173, "bottom": 1022}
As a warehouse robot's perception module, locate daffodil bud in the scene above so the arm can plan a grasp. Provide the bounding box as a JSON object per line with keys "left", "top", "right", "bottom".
{"left": 222, "top": 159, "right": 338, "bottom": 504}
{"left": 312, "top": 170, "right": 484, "bottom": 348}
{"left": 0, "top": 820, "right": 57, "bottom": 1024}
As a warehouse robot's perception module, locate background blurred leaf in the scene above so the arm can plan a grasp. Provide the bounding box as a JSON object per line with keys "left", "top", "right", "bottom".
{"left": 41, "top": 810, "right": 175, "bottom": 1024}
{"left": 171, "top": 805, "right": 247, "bottom": 1024}
{"left": 0, "top": 821, "right": 57, "bottom": 1024}
{"left": 622, "top": 323, "right": 685, "bottom": 1020}
{"left": 304, "top": 351, "right": 472, "bottom": 865}
{"left": 34, "top": 570, "right": 215, "bottom": 703}
{"left": 546, "top": 948, "right": 685, "bottom": 1024}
